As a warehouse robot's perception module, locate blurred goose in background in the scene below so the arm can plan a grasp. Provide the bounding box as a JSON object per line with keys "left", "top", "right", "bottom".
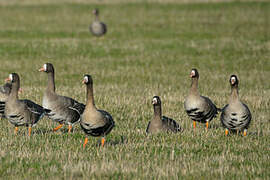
{"left": 39, "top": 63, "right": 85, "bottom": 133}
{"left": 184, "top": 68, "right": 219, "bottom": 130}
{"left": 89, "top": 8, "right": 107, "bottom": 37}
{"left": 80, "top": 74, "right": 114, "bottom": 148}
{"left": 146, "top": 96, "right": 181, "bottom": 134}
{"left": 0, "top": 82, "right": 12, "bottom": 117}
{"left": 221, "top": 75, "right": 252, "bottom": 136}
{"left": 4, "top": 73, "right": 46, "bottom": 136}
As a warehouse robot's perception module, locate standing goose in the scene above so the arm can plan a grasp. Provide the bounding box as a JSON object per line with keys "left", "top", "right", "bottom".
{"left": 4, "top": 73, "right": 46, "bottom": 136}
{"left": 184, "top": 68, "right": 218, "bottom": 130}
{"left": 39, "top": 63, "right": 85, "bottom": 133}
{"left": 80, "top": 74, "right": 114, "bottom": 148}
{"left": 221, "top": 75, "right": 252, "bottom": 136}
{"left": 0, "top": 82, "right": 12, "bottom": 117}
{"left": 146, "top": 96, "right": 181, "bottom": 134}
{"left": 89, "top": 8, "right": 107, "bottom": 37}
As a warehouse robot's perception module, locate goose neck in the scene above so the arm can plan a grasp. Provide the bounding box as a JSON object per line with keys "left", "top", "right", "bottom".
{"left": 153, "top": 105, "right": 162, "bottom": 122}
{"left": 95, "top": 15, "right": 99, "bottom": 21}
{"left": 230, "top": 85, "right": 239, "bottom": 103}
{"left": 86, "top": 83, "right": 95, "bottom": 108}
{"left": 189, "top": 78, "right": 199, "bottom": 96}
{"left": 9, "top": 82, "right": 19, "bottom": 100}
{"left": 47, "top": 72, "right": 55, "bottom": 92}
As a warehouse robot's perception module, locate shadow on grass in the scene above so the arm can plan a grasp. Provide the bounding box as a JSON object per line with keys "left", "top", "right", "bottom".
{"left": 93, "top": 135, "right": 127, "bottom": 147}
{"left": 33, "top": 128, "right": 54, "bottom": 135}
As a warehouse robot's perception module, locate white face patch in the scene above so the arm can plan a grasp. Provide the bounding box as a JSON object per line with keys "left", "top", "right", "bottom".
{"left": 43, "top": 64, "right": 47, "bottom": 71}
{"left": 9, "top": 74, "right": 13, "bottom": 81}
{"left": 190, "top": 70, "right": 196, "bottom": 77}
{"left": 84, "top": 76, "right": 89, "bottom": 83}
{"left": 152, "top": 97, "right": 158, "bottom": 104}
{"left": 231, "top": 76, "right": 236, "bottom": 84}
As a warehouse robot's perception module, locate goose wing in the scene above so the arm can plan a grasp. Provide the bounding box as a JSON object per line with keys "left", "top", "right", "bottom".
{"left": 80, "top": 109, "right": 114, "bottom": 137}
{"left": 146, "top": 121, "right": 151, "bottom": 134}
{"left": 162, "top": 116, "right": 181, "bottom": 133}
{"left": 0, "top": 101, "right": 5, "bottom": 116}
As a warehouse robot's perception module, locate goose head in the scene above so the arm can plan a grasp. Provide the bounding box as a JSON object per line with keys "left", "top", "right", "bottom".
{"left": 5, "top": 73, "right": 19, "bottom": 84}
{"left": 230, "top": 75, "right": 239, "bottom": 87}
{"left": 190, "top": 68, "right": 199, "bottom": 79}
{"left": 82, "top": 74, "right": 93, "bottom": 85}
{"left": 39, "top": 63, "right": 54, "bottom": 73}
{"left": 152, "top": 96, "right": 161, "bottom": 106}
{"left": 92, "top": 8, "right": 99, "bottom": 16}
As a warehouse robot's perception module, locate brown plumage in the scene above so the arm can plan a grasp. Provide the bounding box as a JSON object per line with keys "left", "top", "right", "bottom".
{"left": 220, "top": 75, "right": 252, "bottom": 136}
{"left": 184, "top": 69, "right": 219, "bottom": 130}
{"left": 4, "top": 73, "right": 46, "bottom": 136}
{"left": 80, "top": 74, "right": 114, "bottom": 148}
{"left": 39, "top": 63, "right": 85, "bottom": 133}
{"left": 146, "top": 96, "right": 181, "bottom": 134}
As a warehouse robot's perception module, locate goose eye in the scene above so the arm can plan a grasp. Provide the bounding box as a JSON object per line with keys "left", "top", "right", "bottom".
{"left": 43, "top": 64, "right": 47, "bottom": 71}
{"left": 84, "top": 76, "right": 88, "bottom": 83}
{"left": 9, "top": 74, "right": 13, "bottom": 81}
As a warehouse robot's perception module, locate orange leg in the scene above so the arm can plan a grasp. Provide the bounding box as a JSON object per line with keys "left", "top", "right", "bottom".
{"left": 225, "top": 129, "right": 229, "bottom": 136}
{"left": 101, "top": 137, "right": 105, "bottom": 147}
{"left": 68, "top": 125, "right": 72, "bottom": 133}
{"left": 193, "top": 121, "right": 196, "bottom": 129}
{"left": 243, "top": 129, "right": 247, "bottom": 136}
{"left": 14, "top": 127, "right": 18, "bottom": 135}
{"left": 28, "top": 127, "right": 32, "bottom": 136}
{"left": 83, "top": 137, "right": 88, "bottom": 148}
{"left": 53, "top": 124, "right": 63, "bottom": 132}
{"left": 206, "top": 121, "right": 209, "bottom": 130}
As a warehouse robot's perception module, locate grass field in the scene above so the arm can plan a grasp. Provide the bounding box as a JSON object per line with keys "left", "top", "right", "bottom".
{"left": 0, "top": 0, "right": 269, "bottom": 179}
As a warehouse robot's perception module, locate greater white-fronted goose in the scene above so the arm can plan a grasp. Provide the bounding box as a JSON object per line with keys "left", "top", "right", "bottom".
{"left": 184, "top": 68, "right": 218, "bottom": 130}
{"left": 4, "top": 73, "right": 46, "bottom": 136}
{"left": 146, "top": 96, "right": 181, "bottom": 134}
{"left": 0, "top": 82, "right": 12, "bottom": 117}
{"left": 80, "top": 74, "right": 114, "bottom": 148}
{"left": 89, "top": 8, "right": 107, "bottom": 37}
{"left": 39, "top": 63, "right": 85, "bottom": 133}
{"left": 221, "top": 75, "right": 252, "bottom": 136}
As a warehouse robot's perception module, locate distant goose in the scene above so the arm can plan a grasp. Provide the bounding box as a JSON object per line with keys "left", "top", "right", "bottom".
{"left": 146, "top": 96, "right": 181, "bottom": 134}
{"left": 221, "top": 75, "right": 252, "bottom": 136}
{"left": 89, "top": 8, "right": 107, "bottom": 37}
{"left": 39, "top": 63, "right": 85, "bottom": 133}
{"left": 0, "top": 82, "right": 12, "bottom": 117}
{"left": 80, "top": 74, "right": 114, "bottom": 148}
{"left": 4, "top": 73, "right": 47, "bottom": 136}
{"left": 184, "top": 69, "right": 219, "bottom": 130}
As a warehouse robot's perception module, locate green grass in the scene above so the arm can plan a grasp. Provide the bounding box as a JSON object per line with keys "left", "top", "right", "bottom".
{"left": 0, "top": 0, "right": 269, "bottom": 179}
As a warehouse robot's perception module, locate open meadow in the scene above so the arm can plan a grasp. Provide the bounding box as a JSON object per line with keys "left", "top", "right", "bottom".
{"left": 0, "top": 0, "right": 269, "bottom": 179}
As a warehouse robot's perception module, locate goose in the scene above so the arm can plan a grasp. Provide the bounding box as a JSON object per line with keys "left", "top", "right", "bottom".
{"left": 146, "top": 96, "right": 181, "bottom": 134}
{"left": 0, "top": 82, "right": 12, "bottom": 117}
{"left": 89, "top": 8, "right": 107, "bottom": 37}
{"left": 184, "top": 68, "right": 219, "bottom": 130}
{"left": 80, "top": 74, "right": 114, "bottom": 148}
{"left": 4, "top": 73, "right": 46, "bottom": 136}
{"left": 221, "top": 75, "right": 252, "bottom": 136}
{"left": 39, "top": 63, "right": 85, "bottom": 133}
